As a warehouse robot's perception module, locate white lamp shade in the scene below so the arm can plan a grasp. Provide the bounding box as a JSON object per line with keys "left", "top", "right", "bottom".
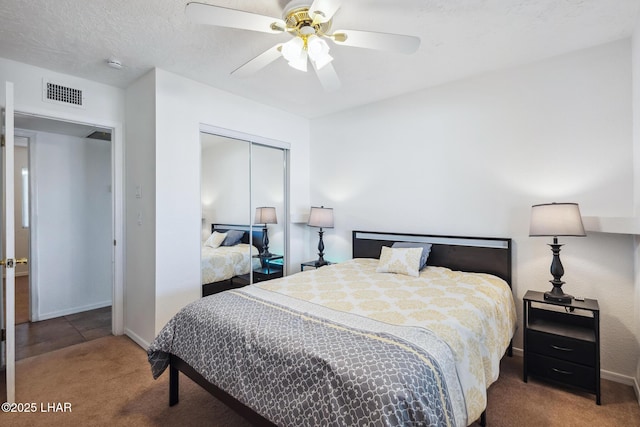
{"left": 307, "top": 206, "right": 334, "bottom": 228}
{"left": 281, "top": 37, "right": 304, "bottom": 62}
{"left": 288, "top": 52, "right": 308, "bottom": 72}
{"left": 255, "top": 206, "right": 277, "bottom": 224}
{"left": 307, "top": 35, "right": 333, "bottom": 69}
{"left": 529, "top": 203, "right": 585, "bottom": 237}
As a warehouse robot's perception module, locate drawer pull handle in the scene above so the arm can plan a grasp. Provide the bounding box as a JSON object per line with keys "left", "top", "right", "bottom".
{"left": 551, "top": 367, "right": 573, "bottom": 376}
{"left": 550, "top": 345, "right": 574, "bottom": 352}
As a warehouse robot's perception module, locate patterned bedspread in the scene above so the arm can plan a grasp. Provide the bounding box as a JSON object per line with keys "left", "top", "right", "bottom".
{"left": 256, "top": 259, "right": 517, "bottom": 422}
{"left": 200, "top": 243, "right": 260, "bottom": 285}
{"left": 150, "top": 259, "right": 516, "bottom": 426}
{"left": 149, "top": 289, "right": 465, "bottom": 426}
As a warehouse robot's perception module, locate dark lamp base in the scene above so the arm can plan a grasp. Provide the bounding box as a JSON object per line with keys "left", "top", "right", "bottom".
{"left": 544, "top": 290, "right": 573, "bottom": 303}
{"left": 314, "top": 259, "right": 328, "bottom": 267}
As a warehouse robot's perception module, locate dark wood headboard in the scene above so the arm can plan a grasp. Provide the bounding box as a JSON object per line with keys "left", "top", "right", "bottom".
{"left": 352, "top": 230, "right": 512, "bottom": 287}
{"left": 211, "top": 224, "right": 265, "bottom": 253}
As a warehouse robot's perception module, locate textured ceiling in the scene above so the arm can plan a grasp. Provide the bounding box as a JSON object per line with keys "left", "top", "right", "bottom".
{"left": 0, "top": 0, "right": 639, "bottom": 118}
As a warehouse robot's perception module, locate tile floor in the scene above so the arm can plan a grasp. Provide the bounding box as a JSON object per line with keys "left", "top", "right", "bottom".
{"left": 15, "top": 306, "right": 112, "bottom": 360}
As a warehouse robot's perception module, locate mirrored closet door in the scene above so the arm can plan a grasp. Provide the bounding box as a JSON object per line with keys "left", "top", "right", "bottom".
{"left": 200, "top": 130, "right": 288, "bottom": 297}
{"left": 250, "top": 143, "right": 286, "bottom": 284}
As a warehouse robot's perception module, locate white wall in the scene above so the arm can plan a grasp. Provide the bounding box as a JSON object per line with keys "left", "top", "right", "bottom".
{"left": 124, "top": 70, "right": 157, "bottom": 347}
{"left": 311, "top": 40, "right": 638, "bottom": 379}
{"left": 124, "top": 69, "right": 310, "bottom": 345}
{"left": 632, "top": 14, "right": 640, "bottom": 393}
{"left": 30, "top": 131, "right": 112, "bottom": 319}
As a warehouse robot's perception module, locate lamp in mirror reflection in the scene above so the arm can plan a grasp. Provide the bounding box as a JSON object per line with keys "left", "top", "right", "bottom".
{"left": 255, "top": 207, "right": 277, "bottom": 258}
{"left": 529, "top": 202, "right": 586, "bottom": 303}
{"left": 307, "top": 206, "right": 334, "bottom": 267}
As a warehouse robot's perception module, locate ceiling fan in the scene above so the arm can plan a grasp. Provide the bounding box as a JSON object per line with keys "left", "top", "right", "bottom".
{"left": 185, "top": 0, "right": 421, "bottom": 91}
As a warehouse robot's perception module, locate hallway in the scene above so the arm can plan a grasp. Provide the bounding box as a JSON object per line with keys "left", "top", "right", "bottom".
{"left": 6, "top": 275, "right": 112, "bottom": 360}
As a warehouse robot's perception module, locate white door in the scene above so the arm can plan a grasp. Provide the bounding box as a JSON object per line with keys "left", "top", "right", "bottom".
{"left": 2, "top": 81, "right": 17, "bottom": 403}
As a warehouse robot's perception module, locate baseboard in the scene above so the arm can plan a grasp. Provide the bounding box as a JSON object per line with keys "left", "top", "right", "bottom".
{"left": 37, "top": 300, "right": 112, "bottom": 321}
{"left": 124, "top": 328, "right": 150, "bottom": 350}
{"left": 602, "top": 372, "right": 640, "bottom": 407}
{"left": 601, "top": 369, "right": 637, "bottom": 386}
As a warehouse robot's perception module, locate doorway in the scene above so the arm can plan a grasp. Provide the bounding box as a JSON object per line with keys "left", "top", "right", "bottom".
{"left": 12, "top": 115, "right": 114, "bottom": 360}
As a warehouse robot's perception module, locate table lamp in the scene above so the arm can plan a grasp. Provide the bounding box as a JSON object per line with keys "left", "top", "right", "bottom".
{"left": 254, "top": 206, "right": 277, "bottom": 258}
{"left": 529, "top": 202, "right": 586, "bottom": 303}
{"left": 307, "top": 206, "right": 334, "bottom": 267}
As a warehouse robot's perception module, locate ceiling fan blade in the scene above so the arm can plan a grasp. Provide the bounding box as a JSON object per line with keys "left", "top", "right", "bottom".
{"left": 309, "top": 0, "right": 341, "bottom": 24}
{"left": 313, "top": 62, "right": 341, "bottom": 92}
{"left": 185, "top": 2, "right": 286, "bottom": 33}
{"left": 331, "top": 29, "right": 420, "bottom": 54}
{"left": 231, "top": 44, "right": 283, "bottom": 77}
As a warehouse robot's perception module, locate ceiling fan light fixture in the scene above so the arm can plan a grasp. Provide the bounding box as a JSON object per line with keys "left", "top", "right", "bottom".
{"left": 281, "top": 36, "right": 305, "bottom": 62}
{"left": 307, "top": 35, "right": 329, "bottom": 58}
{"left": 186, "top": 1, "right": 420, "bottom": 90}
{"left": 288, "top": 49, "right": 308, "bottom": 72}
{"left": 307, "top": 35, "right": 332, "bottom": 70}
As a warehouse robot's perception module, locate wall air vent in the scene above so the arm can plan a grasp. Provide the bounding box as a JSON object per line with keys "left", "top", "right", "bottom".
{"left": 42, "top": 79, "right": 85, "bottom": 108}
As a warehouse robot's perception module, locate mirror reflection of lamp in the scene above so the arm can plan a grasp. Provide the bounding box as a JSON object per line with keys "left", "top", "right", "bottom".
{"left": 307, "top": 206, "right": 334, "bottom": 267}
{"left": 255, "top": 207, "right": 277, "bottom": 258}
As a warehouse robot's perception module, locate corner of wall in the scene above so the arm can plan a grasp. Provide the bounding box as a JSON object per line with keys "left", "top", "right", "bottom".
{"left": 632, "top": 12, "right": 640, "bottom": 395}
{"left": 124, "top": 69, "right": 158, "bottom": 345}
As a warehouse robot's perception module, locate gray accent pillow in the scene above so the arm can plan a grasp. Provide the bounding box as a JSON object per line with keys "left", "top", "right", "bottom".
{"left": 392, "top": 242, "right": 432, "bottom": 270}
{"left": 221, "top": 230, "right": 245, "bottom": 246}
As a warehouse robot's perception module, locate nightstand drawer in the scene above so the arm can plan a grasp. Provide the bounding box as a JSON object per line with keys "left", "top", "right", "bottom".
{"left": 527, "top": 330, "right": 595, "bottom": 366}
{"left": 528, "top": 353, "right": 596, "bottom": 391}
{"left": 253, "top": 269, "right": 283, "bottom": 283}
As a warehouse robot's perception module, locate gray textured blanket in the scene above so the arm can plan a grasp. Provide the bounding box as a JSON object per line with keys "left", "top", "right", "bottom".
{"left": 148, "top": 290, "right": 460, "bottom": 427}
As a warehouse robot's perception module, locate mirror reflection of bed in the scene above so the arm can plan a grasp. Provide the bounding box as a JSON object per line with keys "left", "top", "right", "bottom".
{"left": 200, "top": 131, "right": 287, "bottom": 296}
{"left": 201, "top": 224, "right": 266, "bottom": 296}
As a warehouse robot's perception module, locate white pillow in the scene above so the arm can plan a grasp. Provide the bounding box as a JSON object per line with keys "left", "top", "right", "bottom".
{"left": 376, "top": 246, "right": 423, "bottom": 277}
{"left": 204, "top": 231, "right": 227, "bottom": 249}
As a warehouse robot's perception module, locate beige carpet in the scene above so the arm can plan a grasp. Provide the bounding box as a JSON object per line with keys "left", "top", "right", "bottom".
{"left": 1, "top": 335, "right": 639, "bottom": 426}
{"left": 2, "top": 336, "right": 250, "bottom": 427}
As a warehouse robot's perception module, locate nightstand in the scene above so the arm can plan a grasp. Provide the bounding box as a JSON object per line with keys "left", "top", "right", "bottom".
{"left": 301, "top": 260, "right": 334, "bottom": 271}
{"left": 233, "top": 254, "right": 283, "bottom": 285}
{"left": 523, "top": 290, "right": 600, "bottom": 404}
{"left": 253, "top": 254, "right": 283, "bottom": 283}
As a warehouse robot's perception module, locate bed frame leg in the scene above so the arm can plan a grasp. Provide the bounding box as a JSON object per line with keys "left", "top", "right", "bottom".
{"left": 508, "top": 339, "right": 513, "bottom": 357}
{"left": 480, "top": 410, "right": 487, "bottom": 427}
{"left": 170, "top": 363, "right": 179, "bottom": 406}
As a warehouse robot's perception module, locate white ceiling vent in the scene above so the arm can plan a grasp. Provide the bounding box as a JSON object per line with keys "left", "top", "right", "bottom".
{"left": 42, "top": 79, "right": 85, "bottom": 108}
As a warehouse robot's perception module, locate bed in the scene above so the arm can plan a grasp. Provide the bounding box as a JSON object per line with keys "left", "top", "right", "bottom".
{"left": 201, "top": 224, "right": 264, "bottom": 296}
{"left": 150, "top": 230, "right": 516, "bottom": 426}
